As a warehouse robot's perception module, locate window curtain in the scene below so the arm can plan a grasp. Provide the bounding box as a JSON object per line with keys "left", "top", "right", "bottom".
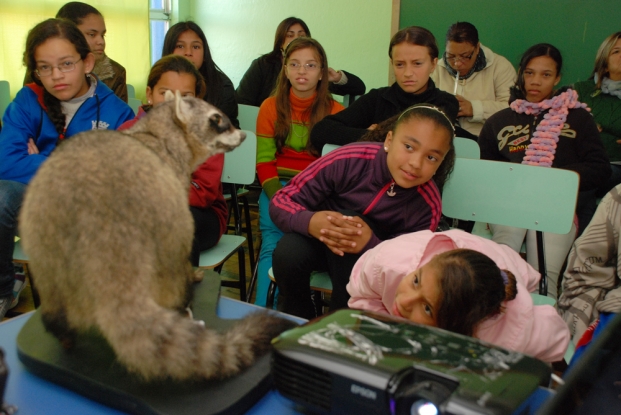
{"left": 0, "top": 0, "right": 150, "bottom": 102}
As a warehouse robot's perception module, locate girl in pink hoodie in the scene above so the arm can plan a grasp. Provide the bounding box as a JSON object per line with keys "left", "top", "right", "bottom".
{"left": 347, "top": 229, "right": 570, "bottom": 362}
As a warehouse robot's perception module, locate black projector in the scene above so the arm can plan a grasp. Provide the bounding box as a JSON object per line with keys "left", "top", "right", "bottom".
{"left": 272, "top": 309, "right": 551, "bottom": 415}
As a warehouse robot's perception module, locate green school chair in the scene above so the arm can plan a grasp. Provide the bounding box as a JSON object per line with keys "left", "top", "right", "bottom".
{"left": 237, "top": 104, "right": 260, "bottom": 132}
{"left": 0, "top": 80, "right": 10, "bottom": 120}
{"left": 453, "top": 137, "right": 480, "bottom": 159}
{"left": 126, "top": 84, "right": 135, "bottom": 99}
{"left": 128, "top": 98, "right": 142, "bottom": 116}
{"left": 442, "top": 158, "right": 579, "bottom": 296}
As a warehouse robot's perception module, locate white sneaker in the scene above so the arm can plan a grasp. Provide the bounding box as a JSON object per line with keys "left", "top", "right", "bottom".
{"left": 9, "top": 272, "right": 26, "bottom": 309}
{"left": 0, "top": 295, "right": 11, "bottom": 320}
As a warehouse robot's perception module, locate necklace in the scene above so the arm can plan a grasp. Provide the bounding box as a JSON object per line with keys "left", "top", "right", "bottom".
{"left": 290, "top": 121, "right": 308, "bottom": 139}
{"left": 387, "top": 182, "right": 396, "bottom": 197}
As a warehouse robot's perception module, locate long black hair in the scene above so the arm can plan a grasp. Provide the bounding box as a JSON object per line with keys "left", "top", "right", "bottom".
{"left": 162, "top": 21, "right": 224, "bottom": 108}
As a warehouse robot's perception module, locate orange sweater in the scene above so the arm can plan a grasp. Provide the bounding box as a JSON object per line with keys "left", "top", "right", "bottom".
{"left": 256, "top": 90, "right": 344, "bottom": 199}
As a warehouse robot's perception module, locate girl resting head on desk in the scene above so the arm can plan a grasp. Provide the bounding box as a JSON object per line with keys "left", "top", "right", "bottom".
{"left": 347, "top": 229, "right": 571, "bottom": 362}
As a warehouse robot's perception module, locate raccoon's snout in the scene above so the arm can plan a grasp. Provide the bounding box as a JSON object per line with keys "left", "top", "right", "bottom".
{"left": 209, "top": 113, "right": 231, "bottom": 134}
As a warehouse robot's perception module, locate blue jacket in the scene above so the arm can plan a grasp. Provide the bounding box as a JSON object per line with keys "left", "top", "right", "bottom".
{"left": 0, "top": 81, "right": 134, "bottom": 184}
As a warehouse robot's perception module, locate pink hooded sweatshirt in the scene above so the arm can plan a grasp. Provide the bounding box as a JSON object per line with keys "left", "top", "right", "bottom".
{"left": 347, "top": 229, "right": 570, "bottom": 362}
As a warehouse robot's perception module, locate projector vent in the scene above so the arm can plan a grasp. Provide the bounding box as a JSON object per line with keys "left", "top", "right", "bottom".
{"left": 273, "top": 352, "right": 332, "bottom": 411}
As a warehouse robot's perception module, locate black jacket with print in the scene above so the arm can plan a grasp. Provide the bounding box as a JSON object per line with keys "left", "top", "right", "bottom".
{"left": 478, "top": 103, "right": 611, "bottom": 191}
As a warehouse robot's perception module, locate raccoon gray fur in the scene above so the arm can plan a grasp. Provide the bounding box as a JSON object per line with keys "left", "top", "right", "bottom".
{"left": 19, "top": 91, "right": 297, "bottom": 381}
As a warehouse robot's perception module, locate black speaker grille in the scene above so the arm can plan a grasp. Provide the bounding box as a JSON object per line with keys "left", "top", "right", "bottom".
{"left": 273, "top": 352, "right": 332, "bottom": 411}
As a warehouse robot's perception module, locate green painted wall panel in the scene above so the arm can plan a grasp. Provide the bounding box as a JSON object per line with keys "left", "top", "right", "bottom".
{"left": 400, "top": 0, "right": 620, "bottom": 86}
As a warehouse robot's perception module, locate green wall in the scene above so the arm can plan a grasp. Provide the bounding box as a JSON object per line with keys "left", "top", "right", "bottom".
{"left": 400, "top": 0, "right": 620, "bottom": 86}
{"left": 185, "top": 0, "right": 393, "bottom": 92}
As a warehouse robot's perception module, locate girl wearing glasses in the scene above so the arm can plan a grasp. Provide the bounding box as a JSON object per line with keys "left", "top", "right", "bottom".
{"left": 431, "top": 22, "right": 516, "bottom": 137}
{"left": 254, "top": 37, "right": 345, "bottom": 307}
{"left": 23, "top": 2, "right": 128, "bottom": 103}
{"left": 236, "top": 16, "right": 365, "bottom": 107}
{"left": 310, "top": 26, "right": 459, "bottom": 152}
{"left": 0, "top": 18, "right": 133, "bottom": 319}
{"left": 478, "top": 43, "right": 610, "bottom": 299}
{"left": 162, "top": 21, "right": 239, "bottom": 128}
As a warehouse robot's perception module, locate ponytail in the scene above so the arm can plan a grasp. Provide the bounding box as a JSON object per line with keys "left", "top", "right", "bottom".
{"left": 435, "top": 249, "right": 515, "bottom": 337}
{"left": 502, "top": 270, "right": 518, "bottom": 302}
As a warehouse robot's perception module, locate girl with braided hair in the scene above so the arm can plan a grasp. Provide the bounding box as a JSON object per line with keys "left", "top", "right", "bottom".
{"left": 0, "top": 18, "right": 133, "bottom": 319}
{"left": 478, "top": 43, "right": 611, "bottom": 299}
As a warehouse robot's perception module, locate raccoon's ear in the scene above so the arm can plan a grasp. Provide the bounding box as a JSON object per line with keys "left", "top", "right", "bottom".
{"left": 174, "top": 90, "right": 192, "bottom": 125}
{"left": 164, "top": 90, "right": 175, "bottom": 102}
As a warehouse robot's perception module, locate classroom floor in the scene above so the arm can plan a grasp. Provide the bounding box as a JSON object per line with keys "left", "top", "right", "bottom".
{"left": 2, "top": 187, "right": 262, "bottom": 323}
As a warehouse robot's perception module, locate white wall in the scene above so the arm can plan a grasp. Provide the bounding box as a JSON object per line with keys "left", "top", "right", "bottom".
{"left": 179, "top": 0, "right": 392, "bottom": 92}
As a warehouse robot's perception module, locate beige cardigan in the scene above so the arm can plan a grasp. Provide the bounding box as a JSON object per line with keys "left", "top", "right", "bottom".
{"left": 431, "top": 44, "right": 516, "bottom": 136}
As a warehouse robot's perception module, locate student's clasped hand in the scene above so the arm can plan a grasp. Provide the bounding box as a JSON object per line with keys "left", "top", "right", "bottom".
{"left": 27, "top": 138, "right": 39, "bottom": 155}
{"left": 456, "top": 95, "right": 473, "bottom": 117}
{"left": 308, "top": 211, "right": 373, "bottom": 256}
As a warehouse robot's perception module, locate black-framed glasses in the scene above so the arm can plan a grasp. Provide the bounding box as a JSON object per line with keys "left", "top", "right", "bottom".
{"left": 444, "top": 50, "right": 475, "bottom": 64}
{"left": 35, "top": 59, "right": 82, "bottom": 77}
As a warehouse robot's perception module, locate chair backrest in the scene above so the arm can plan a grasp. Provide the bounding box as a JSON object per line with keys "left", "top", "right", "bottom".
{"left": 126, "top": 84, "right": 136, "bottom": 99}
{"left": 321, "top": 143, "right": 341, "bottom": 156}
{"left": 453, "top": 137, "right": 480, "bottom": 159}
{"left": 237, "top": 104, "right": 260, "bottom": 132}
{"left": 442, "top": 158, "right": 579, "bottom": 234}
{"left": 0, "top": 80, "right": 10, "bottom": 119}
{"left": 128, "top": 98, "right": 141, "bottom": 115}
{"left": 221, "top": 130, "right": 257, "bottom": 186}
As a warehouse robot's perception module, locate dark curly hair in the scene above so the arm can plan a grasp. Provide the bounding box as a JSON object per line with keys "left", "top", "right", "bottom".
{"left": 24, "top": 18, "right": 92, "bottom": 139}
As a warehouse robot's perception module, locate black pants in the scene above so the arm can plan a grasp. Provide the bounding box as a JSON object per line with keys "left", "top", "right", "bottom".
{"left": 272, "top": 232, "right": 362, "bottom": 319}
{"left": 189, "top": 206, "right": 222, "bottom": 267}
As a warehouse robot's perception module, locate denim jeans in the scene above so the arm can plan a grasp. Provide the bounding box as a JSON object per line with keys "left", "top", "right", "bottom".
{"left": 0, "top": 180, "right": 26, "bottom": 297}
{"left": 255, "top": 189, "right": 284, "bottom": 307}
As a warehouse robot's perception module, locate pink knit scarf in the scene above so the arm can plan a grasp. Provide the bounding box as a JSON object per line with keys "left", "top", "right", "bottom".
{"left": 510, "top": 89, "right": 588, "bottom": 167}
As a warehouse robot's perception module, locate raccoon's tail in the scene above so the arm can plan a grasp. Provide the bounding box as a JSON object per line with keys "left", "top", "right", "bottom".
{"left": 96, "top": 298, "right": 298, "bottom": 381}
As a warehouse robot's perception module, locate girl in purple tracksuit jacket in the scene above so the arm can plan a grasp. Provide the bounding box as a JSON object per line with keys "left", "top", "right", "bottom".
{"left": 269, "top": 104, "right": 456, "bottom": 319}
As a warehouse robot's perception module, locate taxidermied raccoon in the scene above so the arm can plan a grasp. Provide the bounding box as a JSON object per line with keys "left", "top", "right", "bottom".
{"left": 19, "top": 91, "right": 297, "bottom": 381}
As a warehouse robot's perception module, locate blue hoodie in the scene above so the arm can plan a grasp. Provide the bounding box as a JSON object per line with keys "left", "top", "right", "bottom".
{"left": 0, "top": 80, "right": 134, "bottom": 184}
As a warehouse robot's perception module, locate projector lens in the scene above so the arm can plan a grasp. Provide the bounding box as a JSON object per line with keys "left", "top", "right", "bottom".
{"left": 411, "top": 399, "right": 439, "bottom": 415}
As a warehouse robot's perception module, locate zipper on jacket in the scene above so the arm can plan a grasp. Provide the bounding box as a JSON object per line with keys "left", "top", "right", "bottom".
{"left": 363, "top": 180, "right": 394, "bottom": 215}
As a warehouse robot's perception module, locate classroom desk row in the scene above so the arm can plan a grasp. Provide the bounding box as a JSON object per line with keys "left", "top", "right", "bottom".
{"left": 0, "top": 298, "right": 306, "bottom": 415}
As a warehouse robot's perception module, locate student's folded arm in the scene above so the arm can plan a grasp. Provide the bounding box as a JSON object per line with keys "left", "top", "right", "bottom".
{"left": 0, "top": 96, "right": 47, "bottom": 183}
{"left": 329, "top": 70, "right": 366, "bottom": 97}
{"left": 310, "top": 90, "right": 381, "bottom": 151}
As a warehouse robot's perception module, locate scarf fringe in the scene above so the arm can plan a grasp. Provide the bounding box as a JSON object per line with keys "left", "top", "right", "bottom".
{"left": 510, "top": 89, "right": 589, "bottom": 167}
